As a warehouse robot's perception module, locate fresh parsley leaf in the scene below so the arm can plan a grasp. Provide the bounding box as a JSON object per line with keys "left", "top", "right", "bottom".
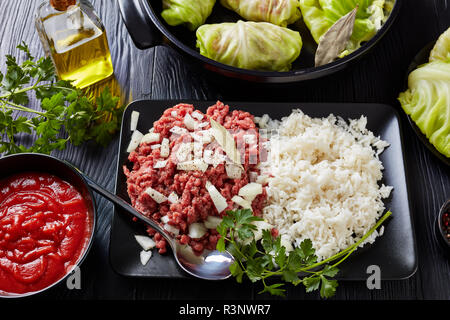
{"left": 303, "top": 276, "right": 321, "bottom": 292}
{"left": 229, "top": 261, "right": 244, "bottom": 283}
{"left": 216, "top": 236, "right": 226, "bottom": 252}
{"left": 259, "top": 283, "right": 286, "bottom": 297}
{"left": 281, "top": 269, "right": 300, "bottom": 284}
{"left": 320, "top": 276, "right": 338, "bottom": 299}
{"left": 261, "top": 229, "right": 274, "bottom": 254}
{"left": 298, "top": 239, "right": 317, "bottom": 265}
{"left": 321, "top": 265, "right": 340, "bottom": 278}
{"left": 17, "top": 42, "right": 34, "bottom": 61}
{"left": 246, "top": 258, "right": 264, "bottom": 282}
{"left": 274, "top": 245, "right": 286, "bottom": 268}
{"left": 0, "top": 42, "right": 124, "bottom": 156}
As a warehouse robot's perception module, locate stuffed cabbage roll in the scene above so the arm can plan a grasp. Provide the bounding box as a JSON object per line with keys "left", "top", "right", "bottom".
{"left": 196, "top": 21, "right": 302, "bottom": 71}
{"left": 220, "top": 0, "right": 301, "bottom": 27}
{"left": 398, "top": 27, "right": 450, "bottom": 158}
{"left": 299, "top": 0, "right": 389, "bottom": 53}
{"left": 161, "top": 0, "right": 216, "bottom": 31}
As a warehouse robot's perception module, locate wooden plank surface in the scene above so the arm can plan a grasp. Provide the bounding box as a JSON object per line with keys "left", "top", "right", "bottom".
{"left": 0, "top": 0, "right": 449, "bottom": 300}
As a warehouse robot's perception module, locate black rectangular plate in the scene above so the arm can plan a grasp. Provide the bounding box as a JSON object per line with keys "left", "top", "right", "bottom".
{"left": 110, "top": 100, "right": 417, "bottom": 281}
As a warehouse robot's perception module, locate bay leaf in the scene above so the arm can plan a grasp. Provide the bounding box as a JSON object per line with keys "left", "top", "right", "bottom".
{"left": 315, "top": 6, "right": 358, "bottom": 67}
{"left": 209, "top": 118, "right": 244, "bottom": 169}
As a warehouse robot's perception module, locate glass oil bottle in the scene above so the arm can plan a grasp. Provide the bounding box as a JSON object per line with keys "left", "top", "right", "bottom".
{"left": 35, "top": 0, "right": 114, "bottom": 89}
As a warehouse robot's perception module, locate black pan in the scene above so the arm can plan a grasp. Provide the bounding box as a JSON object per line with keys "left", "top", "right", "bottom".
{"left": 118, "top": 0, "right": 402, "bottom": 83}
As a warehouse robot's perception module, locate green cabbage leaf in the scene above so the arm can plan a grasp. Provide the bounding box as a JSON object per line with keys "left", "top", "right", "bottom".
{"left": 196, "top": 21, "right": 302, "bottom": 71}
{"left": 220, "top": 0, "right": 302, "bottom": 27}
{"left": 430, "top": 28, "right": 450, "bottom": 62}
{"left": 161, "top": 0, "right": 216, "bottom": 31}
{"left": 398, "top": 61, "right": 450, "bottom": 157}
{"left": 299, "top": 0, "right": 388, "bottom": 53}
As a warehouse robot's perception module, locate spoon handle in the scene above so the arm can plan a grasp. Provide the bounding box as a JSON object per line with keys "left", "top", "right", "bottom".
{"left": 66, "top": 162, "right": 172, "bottom": 243}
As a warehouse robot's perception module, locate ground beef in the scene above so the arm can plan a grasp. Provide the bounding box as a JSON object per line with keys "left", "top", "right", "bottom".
{"left": 124, "top": 101, "right": 267, "bottom": 255}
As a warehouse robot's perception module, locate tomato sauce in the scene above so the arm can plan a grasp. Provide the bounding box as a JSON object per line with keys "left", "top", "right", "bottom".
{"left": 0, "top": 172, "right": 92, "bottom": 294}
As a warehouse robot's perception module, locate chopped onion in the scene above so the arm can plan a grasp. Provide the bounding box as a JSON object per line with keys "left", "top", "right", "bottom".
{"left": 203, "top": 149, "right": 214, "bottom": 164}
{"left": 130, "top": 111, "right": 140, "bottom": 131}
{"left": 164, "top": 223, "right": 179, "bottom": 236}
{"left": 153, "top": 160, "right": 167, "bottom": 169}
{"left": 160, "top": 215, "right": 171, "bottom": 224}
{"left": 177, "top": 159, "right": 208, "bottom": 172}
{"left": 151, "top": 144, "right": 161, "bottom": 150}
{"left": 191, "top": 129, "right": 213, "bottom": 144}
{"left": 206, "top": 181, "right": 228, "bottom": 213}
{"left": 226, "top": 164, "right": 242, "bottom": 179}
{"left": 140, "top": 132, "right": 160, "bottom": 145}
{"left": 184, "top": 113, "right": 197, "bottom": 130}
{"left": 175, "top": 143, "right": 193, "bottom": 162}
{"left": 204, "top": 216, "right": 222, "bottom": 229}
{"left": 160, "top": 138, "right": 170, "bottom": 158}
{"left": 170, "top": 126, "right": 188, "bottom": 135}
{"left": 188, "top": 222, "right": 207, "bottom": 239}
{"left": 231, "top": 195, "right": 252, "bottom": 209}
{"left": 238, "top": 183, "right": 263, "bottom": 202}
{"left": 140, "top": 250, "right": 152, "bottom": 265}
{"left": 193, "top": 142, "right": 203, "bottom": 159}
{"left": 134, "top": 235, "right": 156, "bottom": 251}
{"left": 171, "top": 111, "right": 178, "bottom": 117}
{"left": 167, "top": 192, "right": 179, "bottom": 204}
{"left": 144, "top": 187, "right": 167, "bottom": 204}
{"left": 195, "top": 122, "right": 209, "bottom": 129}
{"left": 127, "top": 130, "right": 143, "bottom": 153}
{"left": 191, "top": 111, "right": 204, "bottom": 121}
{"left": 204, "top": 149, "right": 226, "bottom": 168}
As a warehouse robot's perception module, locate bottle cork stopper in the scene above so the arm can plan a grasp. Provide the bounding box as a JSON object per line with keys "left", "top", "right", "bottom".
{"left": 50, "top": 0, "right": 76, "bottom": 11}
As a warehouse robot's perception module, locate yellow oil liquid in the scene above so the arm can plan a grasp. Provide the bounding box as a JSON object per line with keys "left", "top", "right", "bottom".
{"left": 42, "top": 7, "right": 114, "bottom": 89}
{"left": 51, "top": 32, "right": 114, "bottom": 88}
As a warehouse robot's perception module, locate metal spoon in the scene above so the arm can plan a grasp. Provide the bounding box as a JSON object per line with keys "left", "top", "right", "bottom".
{"left": 75, "top": 168, "right": 235, "bottom": 280}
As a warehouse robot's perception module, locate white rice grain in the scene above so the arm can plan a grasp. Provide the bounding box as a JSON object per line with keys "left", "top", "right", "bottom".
{"left": 259, "top": 109, "right": 392, "bottom": 261}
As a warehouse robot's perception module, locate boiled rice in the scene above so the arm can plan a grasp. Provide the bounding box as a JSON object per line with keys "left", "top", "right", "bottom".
{"left": 258, "top": 109, "right": 393, "bottom": 261}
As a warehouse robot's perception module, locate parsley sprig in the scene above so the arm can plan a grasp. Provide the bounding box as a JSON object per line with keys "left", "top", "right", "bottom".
{"left": 0, "top": 42, "right": 124, "bottom": 155}
{"left": 216, "top": 209, "right": 392, "bottom": 298}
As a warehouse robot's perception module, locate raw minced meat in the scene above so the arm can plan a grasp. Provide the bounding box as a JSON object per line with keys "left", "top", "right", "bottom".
{"left": 124, "top": 101, "right": 267, "bottom": 255}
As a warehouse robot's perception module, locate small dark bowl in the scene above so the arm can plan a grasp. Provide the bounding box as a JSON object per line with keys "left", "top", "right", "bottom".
{"left": 435, "top": 199, "right": 450, "bottom": 255}
{"left": 0, "top": 153, "right": 97, "bottom": 298}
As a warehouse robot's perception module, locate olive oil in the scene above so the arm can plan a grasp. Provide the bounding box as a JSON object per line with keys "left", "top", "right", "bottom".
{"left": 36, "top": 0, "right": 114, "bottom": 89}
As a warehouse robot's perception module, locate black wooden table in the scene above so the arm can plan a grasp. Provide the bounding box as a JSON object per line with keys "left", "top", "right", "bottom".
{"left": 0, "top": 0, "right": 449, "bottom": 301}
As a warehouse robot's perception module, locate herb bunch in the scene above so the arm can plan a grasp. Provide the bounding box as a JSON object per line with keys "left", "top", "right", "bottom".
{"left": 0, "top": 42, "right": 123, "bottom": 155}
{"left": 216, "top": 209, "right": 392, "bottom": 298}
